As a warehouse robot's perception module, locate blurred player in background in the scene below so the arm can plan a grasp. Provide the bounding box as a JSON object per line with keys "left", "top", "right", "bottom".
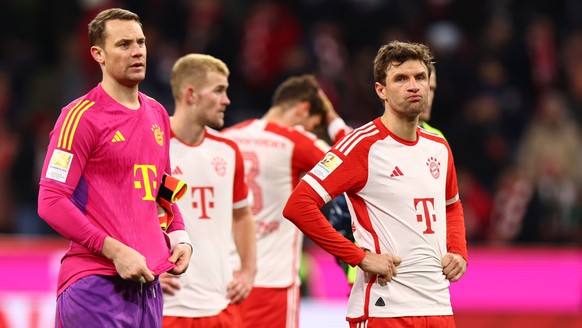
{"left": 223, "top": 74, "right": 351, "bottom": 328}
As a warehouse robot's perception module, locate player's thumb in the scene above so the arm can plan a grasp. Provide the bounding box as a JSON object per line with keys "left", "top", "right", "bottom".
{"left": 392, "top": 256, "right": 402, "bottom": 266}
{"left": 167, "top": 251, "right": 179, "bottom": 264}
{"left": 143, "top": 270, "right": 155, "bottom": 282}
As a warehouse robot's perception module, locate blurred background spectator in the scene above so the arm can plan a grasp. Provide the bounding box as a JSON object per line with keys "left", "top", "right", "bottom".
{"left": 0, "top": 0, "right": 580, "bottom": 245}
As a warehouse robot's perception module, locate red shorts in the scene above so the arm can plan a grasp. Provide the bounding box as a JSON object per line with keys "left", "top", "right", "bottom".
{"left": 349, "top": 315, "right": 455, "bottom": 328}
{"left": 239, "top": 285, "right": 300, "bottom": 328}
{"left": 162, "top": 304, "right": 242, "bottom": 328}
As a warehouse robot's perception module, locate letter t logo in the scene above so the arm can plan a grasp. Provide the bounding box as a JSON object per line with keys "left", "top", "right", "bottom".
{"left": 414, "top": 198, "right": 436, "bottom": 234}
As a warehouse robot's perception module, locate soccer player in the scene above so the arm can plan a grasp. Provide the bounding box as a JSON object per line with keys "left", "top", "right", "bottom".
{"left": 161, "top": 54, "right": 256, "bottom": 328}
{"left": 222, "top": 74, "right": 351, "bottom": 328}
{"left": 333, "top": 63, "right": 447, "bottom": 289}
{"left": 283, "top": 41, "right": 468, "bottom": 327}
{"left": 37, "top": 8, "right": 192, "bottom": 328}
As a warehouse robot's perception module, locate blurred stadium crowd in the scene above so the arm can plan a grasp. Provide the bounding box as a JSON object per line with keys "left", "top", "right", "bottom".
{"left": 0, "top": 0, "right": 581, "bottom": 245}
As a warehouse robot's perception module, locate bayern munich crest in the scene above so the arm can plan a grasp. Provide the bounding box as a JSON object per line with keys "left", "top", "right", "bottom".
{"left": 151, "top": 124, "right": 164, "bottom": 146}
{"left": 426, "top": 157, "right": 440, "bottom": 179}
{"left": 212, "top": 156, "right": 227, "bottom": 176}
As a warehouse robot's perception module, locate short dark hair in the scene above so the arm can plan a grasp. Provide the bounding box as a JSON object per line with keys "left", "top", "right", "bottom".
{"left": 88, "top": 8, "right": 141, "bottom": 47}
{"left": 373, "top": 41, "right": 434, "bottom": 85}
{"left": 272, "top": 75, "right": 325, "bottom": 117}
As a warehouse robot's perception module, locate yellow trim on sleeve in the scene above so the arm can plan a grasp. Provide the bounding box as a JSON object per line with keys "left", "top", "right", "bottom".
{"left": 57, "top": 100, "right": 95, "bottom": 150}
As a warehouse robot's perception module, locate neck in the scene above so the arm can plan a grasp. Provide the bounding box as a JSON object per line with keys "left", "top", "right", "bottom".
{"left": 170, "top": 108, "right": 205, "bottom": 145}
{"left": 262, "top": 106, "right": 295, "bottom": 127}
{"left": 101, "top": 79, "right": 140, "bottom": 110}
{"left": 380, "top": 113, "right": 418, "bottom": 141}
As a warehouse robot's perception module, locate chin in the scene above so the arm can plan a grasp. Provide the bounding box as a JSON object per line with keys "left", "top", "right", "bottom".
{"left": 210, "top": 120, "right": 224, "bottom": 129}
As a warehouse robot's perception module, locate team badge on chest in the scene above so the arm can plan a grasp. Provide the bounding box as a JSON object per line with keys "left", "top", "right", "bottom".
{"left": 212, "top": 156, "right": 227, "bottom": 177}
{"left": 426, "top": 156, "right": 440, "bottom": 179}
{"left": 152, "top": 124, "right": 164, "bottom": 146}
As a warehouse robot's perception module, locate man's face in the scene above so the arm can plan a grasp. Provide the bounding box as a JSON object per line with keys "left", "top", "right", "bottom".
{"left": 98, "top": 19, "right": 146, "bottom": 87}
{"left": 376, "top": 60, "right": 429, "bottom": 120}
{"left": 194, "top": 71, "right": 230, "bottom": 129}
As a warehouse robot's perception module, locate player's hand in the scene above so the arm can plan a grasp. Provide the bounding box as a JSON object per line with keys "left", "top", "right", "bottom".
{"left": 441, "top": 252, "right": 467, "bottom": 282}
{"left": 167, "top": 242, "right": 192, "bottom": 275}
{"left": 160, "top": 272, "right": 181, "bottom": 295}
{"left": 102, "top": 237, "right": 155, "bottom": 283}
{"left": 227, "top": 269, "right": 255, "bottom": 304}
{"left": 359, "top": 250, "right": 401, "bottom": 286}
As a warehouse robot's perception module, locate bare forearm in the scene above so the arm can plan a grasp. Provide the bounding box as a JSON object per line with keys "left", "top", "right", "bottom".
{"left": 233, "top": 207, "right": 257, "bottom": 274}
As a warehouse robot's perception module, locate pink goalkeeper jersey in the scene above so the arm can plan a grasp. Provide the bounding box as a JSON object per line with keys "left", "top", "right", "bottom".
{"left": 222, "top": 119, "right": 330, "bottom": 288}
{"left": 38, "top": 84, "right": 183, "bottom": 296}
{"left": 303, "top": 118, "right": 460, "bottom": 320}
{"left": 163, "top": 127, "right": 250, "bottom": 317}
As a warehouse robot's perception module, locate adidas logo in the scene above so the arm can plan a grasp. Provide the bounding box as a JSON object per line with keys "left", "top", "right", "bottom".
{"left": 389, "top": 166, "right": 403, "bottom": 177}
{"left": 111, "top": 131, "right": 125, "bottom": 142}
{"left": 172, "top": 166, "right": 183, "bottom": 175}
{"left": 375, "top": 297, "right": 385, "bottom": 307}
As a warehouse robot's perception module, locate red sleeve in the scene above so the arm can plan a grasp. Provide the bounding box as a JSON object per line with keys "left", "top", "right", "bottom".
{"left": 444, "top": 142, "right": 468, "bottom": 262}
{"left": 446, "top": 200, "right": 468, "bottom": 262}
{"left": 37, "top": 184, "right": 107, "bottom": 254}
{"left": 232, "top": 143, "right": 250, "bottom": 204}
{"left": 291, "top": 133, "right": 327, "bottom": 173}
{"left": 283, "top": 181, "right": 366, "bottom": 266}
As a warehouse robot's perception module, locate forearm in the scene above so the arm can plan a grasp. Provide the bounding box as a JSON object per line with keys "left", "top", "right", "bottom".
{"left": 446, "top": 200, "right": 468, "bottom": 261}
{"left": 233, "top": 207, "right": 257, "bottom": 274}
{"left": 38, "top": 184, "right": 107, "bottom": 254}
{"left": 283, "top": 181, "right": 365, "bottom": 266}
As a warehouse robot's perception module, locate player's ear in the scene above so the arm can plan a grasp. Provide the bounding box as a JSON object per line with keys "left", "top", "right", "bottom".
{"left": 91, "top": 46, "right": 104, "bottom": 64}
{"left": 375, "top": 82, "right": 387, "bottom": 100}
{"left": 185, "top": 86, "right": 198, "bottom": 104}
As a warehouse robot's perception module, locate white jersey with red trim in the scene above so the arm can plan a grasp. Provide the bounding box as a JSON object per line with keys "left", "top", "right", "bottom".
{"left": 303, "top": 118, "right": 459, "bottom": 319}
{"left": 163, "top": 127, "right": 250, "bottom": 317}
{"left": 223, "top": 119, "right": 329, "bottom": 288}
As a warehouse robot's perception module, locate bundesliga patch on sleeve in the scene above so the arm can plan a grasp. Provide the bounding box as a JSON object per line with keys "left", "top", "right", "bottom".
{"left": 311, "top": 152, "right": 342, "bottom": 180}
{"left": 46, "top": 149, "right": 74, "bottom": 183}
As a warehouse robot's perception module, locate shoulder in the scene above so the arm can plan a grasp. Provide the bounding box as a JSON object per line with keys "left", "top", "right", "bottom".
{"left": 140, "top": 92, "right": 168, "bottom": 115}
{"left": 419, "top": 121, "right": 445, "bottom": 139}
{"left": 222, "top": 119, "right": 256, "bottom": 133}
{"left": 331, "top": 120, "right": 382, "bottom": 156}
{"left": 265, "top": 123, "right": 319, "bottom": 144}
{"left": 418, "top": 126, "right": 448, "bottom": 147}
{"left": 57, "top": 88, "right": 106, "bottom": 127}
{"left": 205, "top": 127, "right": 242, "bottom": 151}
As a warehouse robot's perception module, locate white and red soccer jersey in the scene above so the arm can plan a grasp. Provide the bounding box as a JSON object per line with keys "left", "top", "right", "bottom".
{"left": 163, "top": 127, "right": 250, "bottom": 317}
{"left": 38, "top": 84, "right": 182, "bottom": 296}
{"left": 222, "top": 119, "right": 330, "bottom": 288}
{"left": 285, "top": 118, "right": 467, "bottom": 320}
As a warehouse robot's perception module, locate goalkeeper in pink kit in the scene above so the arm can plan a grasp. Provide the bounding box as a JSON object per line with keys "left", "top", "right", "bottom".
{"left": 37, "top": 8, "right": 192, "bottom": 328}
